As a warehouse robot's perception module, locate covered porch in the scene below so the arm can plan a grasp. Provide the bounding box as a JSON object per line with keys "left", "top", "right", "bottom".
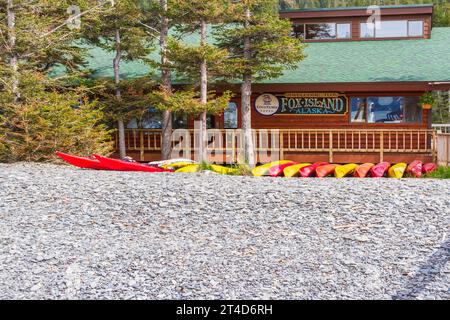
{"left": 114, "top": 128, "right": 436, "bottom": 164}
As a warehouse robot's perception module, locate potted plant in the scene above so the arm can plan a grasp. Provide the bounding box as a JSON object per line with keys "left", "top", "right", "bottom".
{"left": 419, "top": 92, "right": 434, "bottom": 109}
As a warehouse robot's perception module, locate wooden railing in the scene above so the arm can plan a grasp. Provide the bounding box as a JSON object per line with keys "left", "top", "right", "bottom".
{"left": 432, "top": 124, "right": 450, "bottom": 134}
{"left": 117, "top": 129, "right": 435, "bottom": 162}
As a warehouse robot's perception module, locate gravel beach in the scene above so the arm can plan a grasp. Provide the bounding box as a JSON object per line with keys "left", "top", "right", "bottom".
{"left": 0, "top": 163, "right": 449, "bottom": 300}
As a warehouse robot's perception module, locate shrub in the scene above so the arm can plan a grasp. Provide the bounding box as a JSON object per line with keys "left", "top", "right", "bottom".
{"left": 0, "top": 92, "right": 114, "bottom": 162}
{"left": 424, "top": 166, "right": 450, "bottom": 179}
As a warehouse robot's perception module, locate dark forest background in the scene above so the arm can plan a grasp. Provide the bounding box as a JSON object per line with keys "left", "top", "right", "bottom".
{"left": 279, "top": 0, "right": 450, "bottom": 26}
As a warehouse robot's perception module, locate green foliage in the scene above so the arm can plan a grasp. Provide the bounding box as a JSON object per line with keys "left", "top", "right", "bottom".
{"left": 432, "top": 91, "right": 450, "bottom": 123}
{"left": 420, "top": 92, "right": 435, "bottom": 105}
{"left": 0, "top": 91, "right": 113, "bottom": 162}
{"left": 226, "top": 163, "right": 253, "bottom": 176}
{"left": 151, "top": 89, "right": 233, "bottom": 115}
{"left": 424, "top": 166, "right": 450, "bottom": 178}
{"left": 215, "top": 0, "right": 306, "bottom": 81}
{"left": 167, "top": 37, "right": 231, "bottom": 82}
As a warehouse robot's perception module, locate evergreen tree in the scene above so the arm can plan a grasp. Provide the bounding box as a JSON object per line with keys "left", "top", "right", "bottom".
{"left": 163, "top": 0, "right": 232, "bottom": 162}
{"left": 83, "top": 0, "right": 153, "bottom": 159}
{"left": 215, "top": 0, "right": 306, "bottom": 166}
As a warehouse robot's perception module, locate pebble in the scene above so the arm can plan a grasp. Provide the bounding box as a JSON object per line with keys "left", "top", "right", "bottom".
{"left": 0, "top": 162, "right": 449, "bottom": 300}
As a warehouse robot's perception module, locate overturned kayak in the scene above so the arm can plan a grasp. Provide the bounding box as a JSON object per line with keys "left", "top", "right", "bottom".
{"left": 93, "top": 154, "right": 165, "bottom": 172}
{"left": 210, "top": 164, "right": 236, "bottom": 175}
{"left": 283, "top": 163, "right": 311, "bottom": 178}
{"left": 316, "top": 164, "right": 337, "bottom": 178}
{"left": 406, "top": 160, "right": 423, "bottom": 178}
{"left": 56, "top": 151, "right": 110, "bottom": 170}
{"left": 175, "top": 164, "right": 200, "bottom": 173}
{"left": 268, "top": 162, "right": 298, "bottom": 177}
{"left": 354, "top": 163, "right": 374, "bottom": 178}
{"left": 370, "top": 162, "right": 390, "bottom": 178}
{"left": 299, "top": 162, "right": 329, "bottom": 177}
{"left": 252, "top": 160, "right": 294, "bottom": 177}
{"left": 161, "top": 161, "right": 196, "bottom": 170}
{"left": 423, "top": 163, "right": 437, "bottom": 174}
{"left": 335, "top": 163, "right": 358, "bottom": 178}
{"left": 388, "top": 163, "right": 407, "bottom": 178}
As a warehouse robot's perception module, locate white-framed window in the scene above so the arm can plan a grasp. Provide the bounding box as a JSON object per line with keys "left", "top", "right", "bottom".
{"left": 293, "top": 23, "right": 351, "bottom": 40}
{"left": 360, "top": 20, "right": 424, "bottom": 38}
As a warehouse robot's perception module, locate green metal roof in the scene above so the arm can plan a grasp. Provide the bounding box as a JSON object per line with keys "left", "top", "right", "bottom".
{"left": 59, "top": 27, "right": 450, "bottom": 84}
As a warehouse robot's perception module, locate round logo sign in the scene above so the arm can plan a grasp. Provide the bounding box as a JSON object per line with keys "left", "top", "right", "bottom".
{"left": 255, "top": 94, "right": 279, "bottom": 116}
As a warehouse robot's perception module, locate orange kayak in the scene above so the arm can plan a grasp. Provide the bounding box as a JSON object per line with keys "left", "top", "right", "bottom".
{"left": 316, "top": 164, "right": 337, "bottom": 178}
{"left": 354, "top": 163, "right": 374, "bottom": 178}
{"left": 299, "top": 162, "right": 329, "bottom": 177}
{"left": 268, "top": 162, "right": 298, "bottom": 177}
{"left": 370, "top": 162, "right": 390, "bottom": 178}
{"left": 406, "top": 160, "right": 423, "bottom": 178}
{"left": 423, "top": 163, "right": 437, "bottom": 174}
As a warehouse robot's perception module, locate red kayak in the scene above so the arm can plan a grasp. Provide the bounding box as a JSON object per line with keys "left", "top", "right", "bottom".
{"left": 299, "top": 162, "right": 329, "bottom": 177}
{"left": 370, "top": 162, "right": 390, "bottom": 178}
{"left": 316, "top": 164, "right": 337, "bottom": 178}
{"left": 56, "top": 151, "right": 110, "bottom": 170}
{"left": 268, "top": 162, "right": 297, "bottom": 177}
{"left": 93, "top": 154, "right": 165, "bottom": 172}
{"left": 354, "top": 163, "right": 374, "bottom": 178}
{"left": 406, "top": 160, "right": 423, "bottom": 178}
{"left": 423, "top": 163, "right": 437, "bottom": 174}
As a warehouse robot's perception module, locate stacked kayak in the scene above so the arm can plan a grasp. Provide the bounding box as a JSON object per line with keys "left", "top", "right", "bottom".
{"left": 388, "top": 163, "right": 407, "bottom": 179}
{"left": 316, "top": 164, "right": 337, "bottom": 178}
{"left": 252, "top": 160, "right": 294, "bottom": 177}
{"left": 93, "top": 154, "right": 165, "bottom": 172}
{"left": 335, "top": 163, "right": 358, "bottom": 178}
{"left": 354, "top": 163, "right": 374, "bottom": 178}
{"left": 56, "top": 152, "right": 108, "bottom": 170}
{"left": 57, "top": 152, "right": 439, "bottom": 178}
{"left": 283, "top": 163, "right": 311, "bottom": 178}
{"left": 299, "top": 162, "right": 329, "bottom": 177}
{"left": 370, "top": 162, "right": 391, "bottom": 178}
{"left": 406, "top": 161, "right": 423, "bottom": 178}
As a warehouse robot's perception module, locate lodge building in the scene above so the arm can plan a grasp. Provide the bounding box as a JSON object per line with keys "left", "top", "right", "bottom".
{"left": 101, "top": 4, "right": 450, "bottom": 164}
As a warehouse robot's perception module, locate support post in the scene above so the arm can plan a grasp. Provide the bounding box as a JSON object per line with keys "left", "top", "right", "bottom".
{"left": 380, "top": 131, "right": 384, "bottom": 162}
{"left": 140, "top": 130, "right": 145, "bottom": 162}
{"left": 329, "top": 130, "right": 333, "bottom": 163}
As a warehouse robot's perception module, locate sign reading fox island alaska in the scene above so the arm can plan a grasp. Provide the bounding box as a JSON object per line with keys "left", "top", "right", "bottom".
{"left": 254, "top": 93, "right": 348, "bottom": 116}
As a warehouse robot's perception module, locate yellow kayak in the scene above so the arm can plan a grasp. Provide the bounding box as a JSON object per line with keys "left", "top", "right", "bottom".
{"left": 162, "top": 161, "right": 195, "bottom": 170}
{"left": 252, "top": 160, "right": 293, "bottom": 177}
{"left": 210, "top": 164, "right": 236, "bottom": 175}
{"left": 175, "top": 164, "right": 200, "bottom": 173}
{"left": 334, "top": 163, "right": 359, "bottom": 178}
{"left": 388, "top": 163, "right": 407, "bottom": 178}
{"left": 283, "top": 163, "right": 311, "bottom": 178}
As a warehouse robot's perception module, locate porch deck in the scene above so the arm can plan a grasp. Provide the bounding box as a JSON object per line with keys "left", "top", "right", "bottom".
{"left": 115, "top": 129, "right": 436, "bottom": 164}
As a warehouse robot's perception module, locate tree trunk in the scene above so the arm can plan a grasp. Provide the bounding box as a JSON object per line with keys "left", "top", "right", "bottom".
{"left": 160, "top": 0, "right": 172, "bottom": 160}
{"left": 241, "top": 7, "right": 255, "bottom": 167}
{"left": 113, "top": 29, "right": 126, "bottom": 159}
{"left": 199, "top": 19, "right": 208, "bottom": 163}
{"left": 7, "top": 0, "right": 19, "bottom": 103}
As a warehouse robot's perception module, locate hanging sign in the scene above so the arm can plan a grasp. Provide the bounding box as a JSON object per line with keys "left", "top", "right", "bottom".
{"left": 255, "top": 93, "right": 348, "bottom": 116}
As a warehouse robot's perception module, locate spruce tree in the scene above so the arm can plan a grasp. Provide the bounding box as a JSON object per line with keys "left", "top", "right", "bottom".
{"left": 215, "top": 0, "right": 305, "bottom": 166}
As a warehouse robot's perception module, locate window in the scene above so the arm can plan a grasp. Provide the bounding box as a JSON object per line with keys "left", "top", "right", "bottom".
{"left": 173, "top": 113, "right": 188, "bottom": 129}
{"left": 293, "top": 23, "right": 351, "bottom": 40}
{"left": 127, "top": 107, "right": 162, "bottom": 129}
{"left": 350, "top": 97, "right": 422, "bottom": 124}
{"left": 292, "top": 24, "right": 305, "bottom": 39}
{"left": 336, "top": 23, "right": 351, "bottom": 39}
{"left": 408, "top": 20, "right": 424, "bottom": 37}
{"left": 360, "top": 20, "right": 424, "bottom": 38}
{"left": 224, "top": 102, "right": 238, "bottom": 129}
